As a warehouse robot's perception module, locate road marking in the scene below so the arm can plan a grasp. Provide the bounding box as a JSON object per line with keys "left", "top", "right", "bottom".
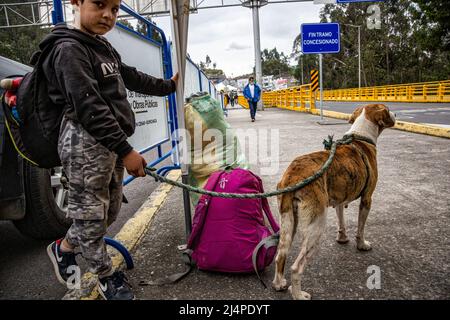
{"left": 423, "top": 123, "right": 450, "bottom": 129}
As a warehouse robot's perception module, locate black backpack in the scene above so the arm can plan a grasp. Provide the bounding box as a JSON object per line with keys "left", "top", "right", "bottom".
{"left": 1, "top": 42, "right": 66, "bottom": 169}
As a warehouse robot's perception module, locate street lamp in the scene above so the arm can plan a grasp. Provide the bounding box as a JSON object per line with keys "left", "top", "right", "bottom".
{"left": 343, "top": 24, "right": 362, "bottom": 90}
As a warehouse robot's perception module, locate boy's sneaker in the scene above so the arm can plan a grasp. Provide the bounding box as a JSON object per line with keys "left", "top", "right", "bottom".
{"left": 98, "top": 271, "right": 135, "bottom": 300}
{"left": 47, "top": 239, "right": 79, "bottom": 286}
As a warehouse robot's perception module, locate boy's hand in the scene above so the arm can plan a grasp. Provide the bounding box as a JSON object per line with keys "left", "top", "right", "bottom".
{"left": 171, "top": 72, "right": 179, "bottom": 87}
{"left": 123, "top": 150, "right": 147, "bottom": 177}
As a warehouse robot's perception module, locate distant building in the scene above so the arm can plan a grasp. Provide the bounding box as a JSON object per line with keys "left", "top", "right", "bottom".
{"left": 208, "top": 73, "right": 227, "bottom": 83}
{"left": 236, "top": 78, "right": 248, "bottom": 92}
{"left": 262, "top": 75, "right": 274, "bottom": 91}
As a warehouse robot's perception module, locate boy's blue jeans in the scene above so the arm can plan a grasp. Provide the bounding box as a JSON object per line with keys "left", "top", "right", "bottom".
{"left": 248, "top": 100, "right": 258, "bottom": 120}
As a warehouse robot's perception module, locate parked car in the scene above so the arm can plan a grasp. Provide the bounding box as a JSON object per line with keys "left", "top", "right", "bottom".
{"left": 0, "top": 55, "right": 71, "bottom": 239}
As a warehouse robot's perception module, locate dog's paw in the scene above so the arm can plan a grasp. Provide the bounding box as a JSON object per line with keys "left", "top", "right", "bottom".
{"left": 289, "top": 286, "right": 311, "bottom": 300}
{"left": 272, "top": 278, "right": 288, "bottom": 291}
{"left": 336, "top": 234, "right": 349, "bottom": 244}
{"left": 357, "top": 240, "right": 372, "bottom": 251}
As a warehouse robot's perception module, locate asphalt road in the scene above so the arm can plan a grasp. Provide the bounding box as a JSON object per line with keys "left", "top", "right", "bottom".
{"left": 320, "top": 101, "right": 450, "bottom": 127}
{"left": 0, "top": 146, "right": 173, "bottom": 300}
{"left": 1, "top": 101, "right": 448, "bottom": 300}
{"left": 130, "top": 108, "right": 450, "bottom": 300}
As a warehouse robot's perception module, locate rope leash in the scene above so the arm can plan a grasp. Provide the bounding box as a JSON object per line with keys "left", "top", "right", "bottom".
{"left": 144, "top": 134, "right": 373, "bottom": 199}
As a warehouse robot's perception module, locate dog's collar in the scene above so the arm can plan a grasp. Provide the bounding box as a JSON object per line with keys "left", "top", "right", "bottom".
{"left": 343, "top": 133, "right": 376, "bottom": 147}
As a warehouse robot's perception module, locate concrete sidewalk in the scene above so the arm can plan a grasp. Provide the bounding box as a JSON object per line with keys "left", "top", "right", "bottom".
{"left": 128, "top": 108, "right": 449, "bottom": 300}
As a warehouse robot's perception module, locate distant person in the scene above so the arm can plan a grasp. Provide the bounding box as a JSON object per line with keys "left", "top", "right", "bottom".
{"left": 243, "top": 76, "right": 261, "bottom": 122}
{"left": 224, "top": 92, "right": 230, "bottom": 107}
{"left": 230, "top": 92, "right": 235, "bottom": 107}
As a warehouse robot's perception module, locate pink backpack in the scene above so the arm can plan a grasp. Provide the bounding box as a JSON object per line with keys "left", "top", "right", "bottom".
{"left": 187, "top": 168, "right": 279, "bottom": 281}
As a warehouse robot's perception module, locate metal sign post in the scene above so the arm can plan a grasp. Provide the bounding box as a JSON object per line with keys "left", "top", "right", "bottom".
{"left": 319, "top": 53, "right": 323, "bottom": 120}
{"left": 170, "top": 0, "right": 192, "bottom": 240}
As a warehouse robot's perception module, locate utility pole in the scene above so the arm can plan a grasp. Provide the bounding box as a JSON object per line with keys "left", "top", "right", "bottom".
{"left": 319, "top": 54, "right": 323, "bottom": 120}
{"left": 243, "top": 0, "right": 268, "bottom": 111}
{"left": 358, "top": 25, "right": 361, "bottom": 89}
{"left": 344, "top": 24, "right": 362, "bottom": 90}
{"left": 300, "top": 55, "right": 304, "bottom": 85}
{"left": 170, "top": 0, "right": 191, "bottom": 239}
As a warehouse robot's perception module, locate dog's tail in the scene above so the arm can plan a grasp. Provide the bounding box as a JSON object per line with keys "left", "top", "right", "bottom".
{"left": 277, "top": 181, "right": 294, "bottom": 214}
{"left": 278, "top": 192, "right": 294, "bottom": 214}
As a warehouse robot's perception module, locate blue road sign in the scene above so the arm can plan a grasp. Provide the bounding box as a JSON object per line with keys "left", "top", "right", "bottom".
{"left": 301, "top": 23, "right": 340, "bottom": 54}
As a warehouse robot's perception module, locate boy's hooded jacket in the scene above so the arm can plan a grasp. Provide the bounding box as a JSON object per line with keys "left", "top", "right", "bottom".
{"left": 40, "top": 24, "right": 176, "bottom": 158}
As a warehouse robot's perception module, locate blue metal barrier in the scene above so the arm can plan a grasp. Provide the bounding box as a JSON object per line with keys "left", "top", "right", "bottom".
{"left": 104, "top": 237, "right": 134, "bottom": 270}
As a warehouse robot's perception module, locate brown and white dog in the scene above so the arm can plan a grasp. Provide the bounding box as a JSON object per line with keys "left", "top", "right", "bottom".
{"left": 272, "top": 104, "right": 396, "bottom": 300}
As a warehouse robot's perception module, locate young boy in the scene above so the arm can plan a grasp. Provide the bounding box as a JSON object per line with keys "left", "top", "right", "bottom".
{"left": 45, "top": 0, "right": 178, "bottom": 300}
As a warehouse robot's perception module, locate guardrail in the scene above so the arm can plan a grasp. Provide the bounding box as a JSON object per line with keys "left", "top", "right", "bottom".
{"left": 261, "top": 84, "right": 316, "bottom": 111}
{"left": 237, "top": 95, "right": 249, "bottom": 108}
{"left": 322, "top": 80, "right": 450, "bottom": 103}
{"left": 237, "top": 94, "right": 278, "bottom": 109}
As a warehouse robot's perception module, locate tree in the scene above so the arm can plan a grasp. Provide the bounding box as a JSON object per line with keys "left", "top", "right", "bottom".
{"left": 135, "top": 19, "right": 162, "bottom": 43}
{"left": 205, "top": 55, "right": 211, "bottom": 69}
{"left": 0, "top": 0, "right": 51, "bottom": 64}
{"left": 291, "top": 0, "right": 450, "bottom": 89}
{"left": 261, "top": 47, "right": 292, "bottom": 77}
{"left": 199, "top": 55, "right": 225, "bottom": 80}
{"left": 411, "top": 0, "right": 450, "bottom": 51}
{"left": 293, "top": 54, "right": 318, "bottom": 84}
{"left": 118, "top": 19, "right": 134, "bottom": 30}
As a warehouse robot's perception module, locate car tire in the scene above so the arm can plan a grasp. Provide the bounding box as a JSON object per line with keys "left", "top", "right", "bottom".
{"left": 13, "top": 162, "right": 71, "bottom": 239}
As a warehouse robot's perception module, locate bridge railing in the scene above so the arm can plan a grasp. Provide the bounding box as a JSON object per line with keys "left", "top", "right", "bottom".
{"left": 237, "top": 95, "right": 249, "bottom": 109}
{"left": 261, "top": 84, "right": 316, "bottom": 111}
{"left": 238, "top": 95, "right": 278, "bottom": 109}
{"left": 322, "top": 80, "right": 450, "bottom": 103}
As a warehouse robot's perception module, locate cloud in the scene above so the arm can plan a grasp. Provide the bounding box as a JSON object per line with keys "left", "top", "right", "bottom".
{"left": 226, "top": 42, "right": 251, "bottom": 51}
{"left": 153, "top": 3, "right": 322, "bottom": 76}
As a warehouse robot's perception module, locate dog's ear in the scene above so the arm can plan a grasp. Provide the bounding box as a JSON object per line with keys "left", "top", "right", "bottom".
{"left": 376, "top": 105, "right": 396, "bottom": 128}
{"left": 349, "top": 106, "right": 364, "bottom": 124}
{"left": 365, "top": 104, "right": 395, "bottom": 129}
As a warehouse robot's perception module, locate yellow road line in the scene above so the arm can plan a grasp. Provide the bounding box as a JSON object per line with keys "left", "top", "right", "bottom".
{"left": 62, "top": 169, "right": 182, "bottom": 300}
{"left": 393, "top": 120, "right": 450, "bottom": 138}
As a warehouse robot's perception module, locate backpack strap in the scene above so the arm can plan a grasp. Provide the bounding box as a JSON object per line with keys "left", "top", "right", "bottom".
{"left": 248, "top": 169, "right": 280, "bottom": 233}
{"left": 138, "top": 250, "right": 195, "bottom": 286}
{"left": 31, "top": 38, "right": 71, "bottom": 68}
{"left": 252, "top": 172, "right": 281, "bottom": 288}
{"left": 252, "top": 233, "right": 280, "bottom": 288}
{"left": 253, "top": 198, "right": 280, "bottom": 289}
{"left": 261, "top": 197, "right": 280, "bottom": 233}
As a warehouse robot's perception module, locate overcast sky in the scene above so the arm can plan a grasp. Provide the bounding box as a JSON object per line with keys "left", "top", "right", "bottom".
{"left": 152, "top": 2, "right": 323, "bottom": 78}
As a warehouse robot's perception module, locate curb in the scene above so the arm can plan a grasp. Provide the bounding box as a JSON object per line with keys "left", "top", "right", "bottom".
{"left": 62, "top": 169, "right": 182, "bottom": 300}
{"left": 310, "top": 109, "right": 450, "bottom": 139}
